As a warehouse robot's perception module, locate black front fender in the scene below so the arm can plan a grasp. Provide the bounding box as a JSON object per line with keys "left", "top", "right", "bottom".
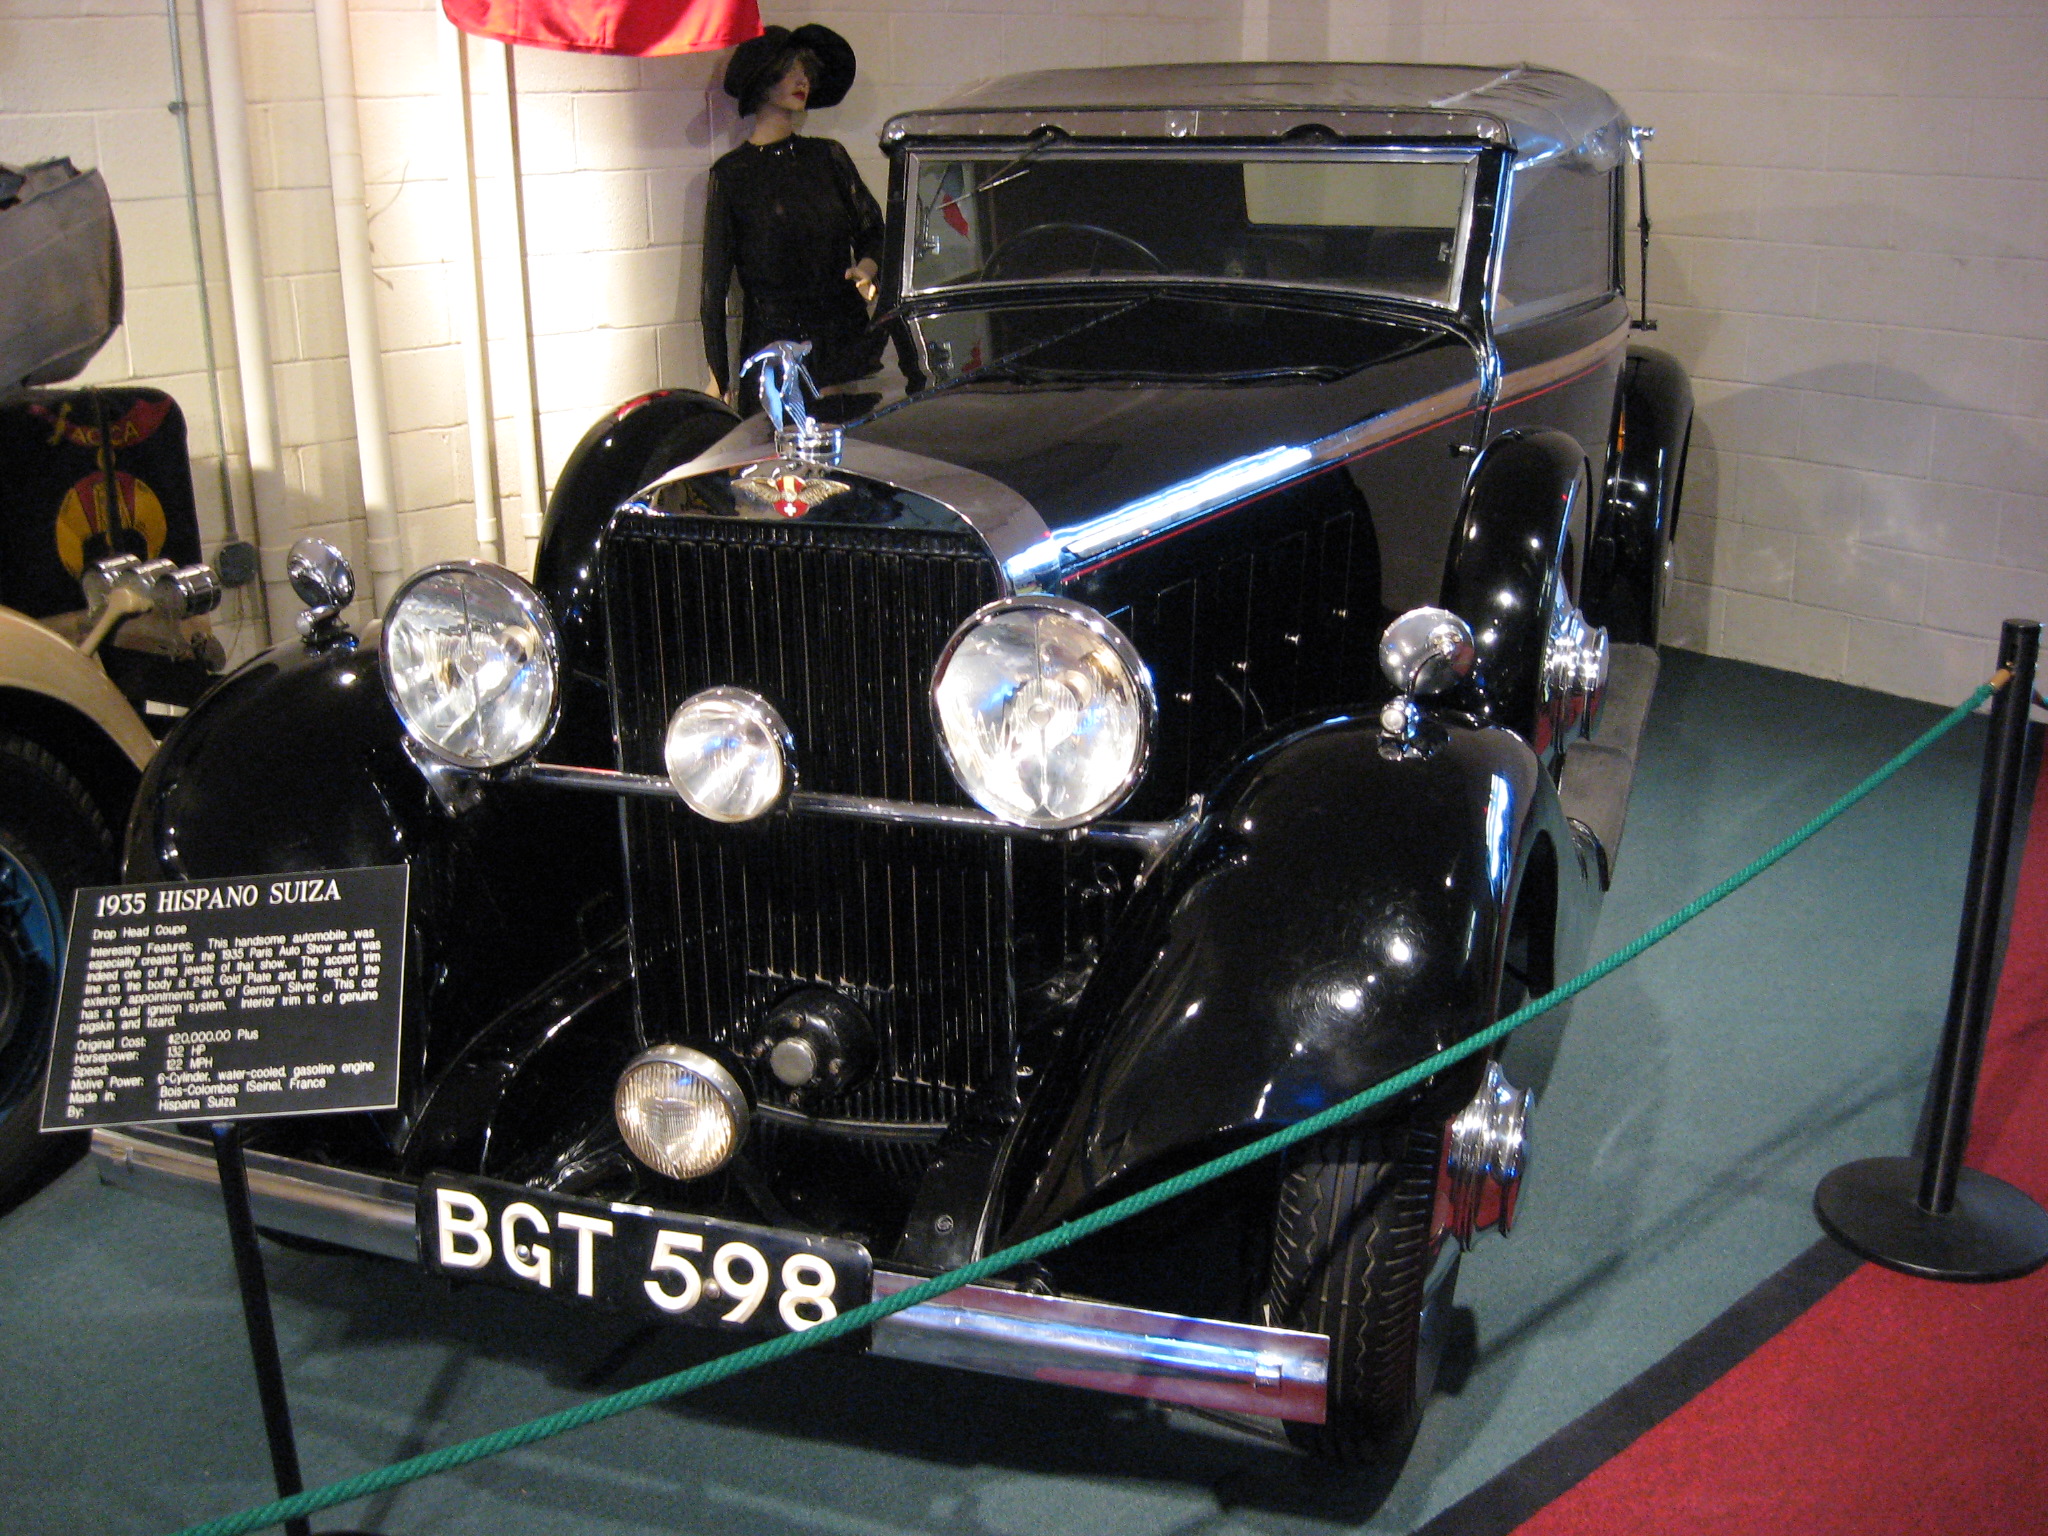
{"left": 124, "top": 632, "right": 627, "bottom": 1126}
{"left": 1009, "top": 711, "right": 1588, "bottom": 1235}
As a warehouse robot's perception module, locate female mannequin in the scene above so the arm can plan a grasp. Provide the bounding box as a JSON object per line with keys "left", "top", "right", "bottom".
{"left": 700, "top": 24, "right": 884, "bottom": 410}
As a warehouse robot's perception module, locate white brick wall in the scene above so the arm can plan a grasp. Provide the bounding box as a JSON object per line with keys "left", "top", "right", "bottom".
{"left": 10, "top": 0, "right": 2037, "bottom": 706}
{"left": 1, "top": 0, "right": 1222, "bottom": 653}
{"left": 1313, "top": 0, "right": 2048, "bottom": 706}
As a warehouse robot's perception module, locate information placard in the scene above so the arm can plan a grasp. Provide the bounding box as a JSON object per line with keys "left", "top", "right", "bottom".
{"left": 40, "top": 866, "right": 408, "bottom": 1131}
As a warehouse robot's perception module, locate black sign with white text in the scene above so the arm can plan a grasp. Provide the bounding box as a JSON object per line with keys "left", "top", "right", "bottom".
{"left": 41, "top": 866, "right": 408, "bottom": 1131}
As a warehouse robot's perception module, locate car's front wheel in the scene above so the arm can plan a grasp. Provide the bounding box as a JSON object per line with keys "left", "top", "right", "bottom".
{"left": 0, "top": 732, "right": 113, "bottom": 1205}
{"left": 1263, "top": 1117, "right": 1454, "bottom": 1462}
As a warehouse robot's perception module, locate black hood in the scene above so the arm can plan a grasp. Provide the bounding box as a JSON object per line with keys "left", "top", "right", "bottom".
{"left": 852, "top": 291, "right": 1478, "bottom": 541}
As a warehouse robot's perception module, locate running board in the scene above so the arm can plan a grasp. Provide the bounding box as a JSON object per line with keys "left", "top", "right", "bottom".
{"left": 90, "top": 1125, "right": 1327, "bottom": 1424}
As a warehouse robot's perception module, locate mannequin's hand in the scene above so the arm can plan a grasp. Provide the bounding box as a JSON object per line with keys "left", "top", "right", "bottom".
{"left": 847, "top": 258, "right": 878, "bottom": 306}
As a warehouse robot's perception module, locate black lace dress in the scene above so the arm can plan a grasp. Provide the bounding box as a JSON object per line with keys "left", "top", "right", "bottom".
{"left": 699, "top": 135, "right": 886, "bottom": 401}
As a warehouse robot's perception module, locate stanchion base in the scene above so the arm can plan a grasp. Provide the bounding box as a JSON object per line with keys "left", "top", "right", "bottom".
{"left": 1815, "top": 1157, "right": 2048, "bottom": 1282}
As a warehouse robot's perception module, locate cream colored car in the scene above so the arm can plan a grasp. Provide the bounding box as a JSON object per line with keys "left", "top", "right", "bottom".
{"left": 0, "top": 559, "right": 219, "bottom": 1200}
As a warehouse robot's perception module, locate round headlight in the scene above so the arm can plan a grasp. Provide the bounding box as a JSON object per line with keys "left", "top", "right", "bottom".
{"left": 381, "top": 563, "right": 559, "bottom": 769}
{"left": 614, "top": 1045, "right": 749, "bottom": 1181}
{"left": 932, "top": 596, "right": 1153, "bottom": 829}
{"left": 664, "top": 687, "right": 792, "bottom": 822}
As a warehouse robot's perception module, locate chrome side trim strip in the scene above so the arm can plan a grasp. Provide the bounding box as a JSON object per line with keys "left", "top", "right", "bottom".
{"left": 884, "top": 107, "right": 1508, "bottom": 148}
{"left": 1040, "top": 318, "right": 1626, "bottom": 579}
{"left": 91, "top": 1126, "right": 1327, "bottom": 1424}
{"left": 1009, "top": 372, "right": 1482, "bottom": 582}
{"left": 511, "top": 763, "right": 1193, "bottom": 861}
{"left": 1492, "top": 315, "right": 1629, "bottom": 394}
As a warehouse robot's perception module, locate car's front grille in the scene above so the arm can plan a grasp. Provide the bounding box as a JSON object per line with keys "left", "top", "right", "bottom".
{"left": 604, "top": 511, "right": 1010, "bottom": 1125}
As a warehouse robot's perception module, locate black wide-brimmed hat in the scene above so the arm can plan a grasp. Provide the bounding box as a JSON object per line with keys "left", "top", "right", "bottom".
{"left": 723, "top": 24, "right": 857, "bottom": 113}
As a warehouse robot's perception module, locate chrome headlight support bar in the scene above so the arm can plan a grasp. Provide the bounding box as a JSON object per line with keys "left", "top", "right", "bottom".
{"left": 512, "top": 760, "right": 1198, "bottom": 866}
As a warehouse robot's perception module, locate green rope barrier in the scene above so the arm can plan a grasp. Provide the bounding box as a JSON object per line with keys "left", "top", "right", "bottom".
{"left": 170, "top": 679, "right": 1997, "bottom": 1536}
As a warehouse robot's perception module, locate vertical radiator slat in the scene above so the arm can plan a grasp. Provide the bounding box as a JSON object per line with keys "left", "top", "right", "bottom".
{"left": 606, "top": 514, "right": 1008, "bottom": 1124}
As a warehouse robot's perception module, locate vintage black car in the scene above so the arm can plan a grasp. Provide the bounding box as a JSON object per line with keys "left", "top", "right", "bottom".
{"left": 90, "top": 63, "right": 1690, "bottom": 1461}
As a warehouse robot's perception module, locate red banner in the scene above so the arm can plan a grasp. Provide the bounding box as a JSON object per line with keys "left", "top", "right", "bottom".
{"left": 443, "top": 0, "right": 759, "bottom": 57}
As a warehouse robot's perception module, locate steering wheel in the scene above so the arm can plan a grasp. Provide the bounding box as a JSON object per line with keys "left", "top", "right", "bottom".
{"left": 980, "top": 222, "right": 1166, "bottom": 281}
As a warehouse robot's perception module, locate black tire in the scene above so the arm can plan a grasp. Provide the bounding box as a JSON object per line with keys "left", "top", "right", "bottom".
{"left": 1264, "top": 1118, "right": 1450, "bottom": 1462}
{"left": 0, "top": 732, "right": 116, "bottom": 1205}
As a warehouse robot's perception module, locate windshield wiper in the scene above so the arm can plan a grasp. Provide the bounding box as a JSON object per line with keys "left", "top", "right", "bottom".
{"left": 971, "top": 126, "right": 1064, "bottom": 195}
{"left": 915, "top": 128, "right": 1066, "bottom": 257}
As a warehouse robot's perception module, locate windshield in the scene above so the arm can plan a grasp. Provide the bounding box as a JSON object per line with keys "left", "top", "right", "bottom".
{"left": 905, "top": 147, "right": 1478, "bottom": 307}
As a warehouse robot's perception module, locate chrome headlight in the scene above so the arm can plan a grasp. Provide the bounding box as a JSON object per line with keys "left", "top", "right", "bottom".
{"left": 381, "top": 563, "right": 559, "bottom": 768}
{"left": 614, "top": 1045, "right": 749, "bottom": 1180}
{"left": 664, "top": 687, "right": 792, "bottom": 823}
{"left": 932, "top": 596, "right": 1153, "bottom": 829}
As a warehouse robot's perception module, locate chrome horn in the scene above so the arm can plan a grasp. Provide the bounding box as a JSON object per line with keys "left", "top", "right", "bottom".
{"left": 1441, "top": 1061, "right": 1534, "bottom": 1250}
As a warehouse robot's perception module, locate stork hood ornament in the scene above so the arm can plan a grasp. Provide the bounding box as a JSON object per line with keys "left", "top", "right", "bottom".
{"left": 732, "top": 341, "right": 853, "bottom": 518}
{"left": 743, "top": 340, "right": 843, "bottom": 466}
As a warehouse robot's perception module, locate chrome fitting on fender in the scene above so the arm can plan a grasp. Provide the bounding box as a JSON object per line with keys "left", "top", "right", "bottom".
{"left": 1542, "top": 592, "right": 1609, "bottom": 740}
{"left": 1442, "top": 1061, "right": 1533, "bottom": 1250}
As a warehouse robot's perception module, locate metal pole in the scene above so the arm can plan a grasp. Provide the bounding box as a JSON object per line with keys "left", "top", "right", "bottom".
{"left": 1813, "top": 618, "right": 2048, "bottom": 1282}
{"left": 197, "top": 0, "right": 289, "bottom": 641}
{"left": 1920, "top": 619, "right": 2039, "bottom": 1213}
{"left": 211, "top": 1122, "right": 314, "bottom": 1536}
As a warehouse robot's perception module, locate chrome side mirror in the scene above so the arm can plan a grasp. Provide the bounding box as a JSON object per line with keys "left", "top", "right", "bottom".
{"left": 1379, "top": 607, "right": 1477, "bottom": 699}
{"left": 288, "top": 536, "right": 356, "bottom": 639}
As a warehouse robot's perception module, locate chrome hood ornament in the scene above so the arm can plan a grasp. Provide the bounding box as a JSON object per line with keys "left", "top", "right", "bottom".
{"left": 742, "top": 340, "right": 843, "bottom": 466}
{"left": 733, "top": 342, "right": 851, "bottom": 520}
{"left": 733, "top": 341, "right": 852, "bottom": 519}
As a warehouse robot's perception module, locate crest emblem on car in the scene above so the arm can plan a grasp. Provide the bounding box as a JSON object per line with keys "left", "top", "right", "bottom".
{"left": 735, "top": 468, "right": 840, "bottom": 519}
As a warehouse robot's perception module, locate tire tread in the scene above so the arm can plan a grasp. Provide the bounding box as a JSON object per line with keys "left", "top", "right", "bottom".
{"left": 1266, "top": 1122, "right": 1443, "bottom": 1462}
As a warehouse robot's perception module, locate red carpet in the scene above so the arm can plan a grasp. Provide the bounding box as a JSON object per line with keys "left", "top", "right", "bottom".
{"left": 1509, "top": 749, "right": 2048, "bottom": 1536}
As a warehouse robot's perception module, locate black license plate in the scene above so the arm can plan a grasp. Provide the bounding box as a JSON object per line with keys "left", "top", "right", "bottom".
{"left": 420, "top": 1174, "right": 872, "bottom": 1337}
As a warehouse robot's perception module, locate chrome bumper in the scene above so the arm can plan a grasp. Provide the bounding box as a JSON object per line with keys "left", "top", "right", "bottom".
{"left": 91, "top": 1125, "right": 1327, "bottom": 1424}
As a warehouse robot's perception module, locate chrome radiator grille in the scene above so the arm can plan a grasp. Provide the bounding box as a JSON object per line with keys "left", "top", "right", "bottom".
{"left": 604, "top": 511, "right": 1011, "bottom": 1124}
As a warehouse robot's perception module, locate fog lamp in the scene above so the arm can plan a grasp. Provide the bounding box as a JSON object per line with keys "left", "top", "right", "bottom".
{"left": 663, "top": 687, "right": 792, "bottom": 822}
{"left": 613, "top": 1045, "right": 749, "bottom": 1180}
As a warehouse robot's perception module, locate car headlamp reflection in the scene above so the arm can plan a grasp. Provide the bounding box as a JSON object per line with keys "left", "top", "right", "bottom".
{"left": 931, "top": 596, "right": 1154, "bottom": 830}
{"left": 381, "top": 563, "right": 559, "bottom": 769}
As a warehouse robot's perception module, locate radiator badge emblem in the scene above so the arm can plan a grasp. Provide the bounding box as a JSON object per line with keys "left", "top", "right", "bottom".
{"left": 732, "top": 466, "right": 851, "bottom": 519}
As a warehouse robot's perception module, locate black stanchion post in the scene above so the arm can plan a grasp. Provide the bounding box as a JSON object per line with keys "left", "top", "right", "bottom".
{"left": 212, "top": 1121, "right": 315, "bottom": 1536}
{"left": 209, "top": 1123, "right": 381, "bottom": 1536}
{"left": 1814, "top": 618, "right": 2048, "bottom": 1281}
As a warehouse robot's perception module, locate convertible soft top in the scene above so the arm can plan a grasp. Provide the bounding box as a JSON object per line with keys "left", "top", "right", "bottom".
{"left": 881, "top": 62, "right": 1631, "bottom": 172}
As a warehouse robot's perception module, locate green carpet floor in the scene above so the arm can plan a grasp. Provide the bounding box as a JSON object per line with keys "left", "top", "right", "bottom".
{"left": 0, "top": 649, "right": 1999, "bottom": 1536}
